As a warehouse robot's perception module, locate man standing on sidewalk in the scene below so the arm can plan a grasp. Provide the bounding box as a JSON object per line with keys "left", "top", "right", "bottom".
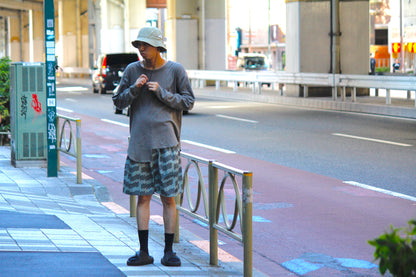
{"left": 112, "top": 26, "right": 195, "bottom": 267}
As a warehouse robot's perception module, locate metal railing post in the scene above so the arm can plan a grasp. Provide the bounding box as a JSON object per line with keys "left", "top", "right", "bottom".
{"left": 209, "top": 161, "right": 218, "bottom": 265}
{"left": 75, "top": 119, "right": 82, "bottom": 184}
{"left": 243, "top": 172, "right": 253, "bottom": 277}
{"left": 386, "top": 89, "right": 391, "bottom": 105}
{"left": 56, "top": 114, "right": 82, "bottom": 183}
{"left": 130, "top": 195, "right": 136, "bottom": 217}
{"left": 174, "top": 194, "right": 180, "bottom": 243}
{"left": 56, "top": 116, "right": 60, "bottom": 172}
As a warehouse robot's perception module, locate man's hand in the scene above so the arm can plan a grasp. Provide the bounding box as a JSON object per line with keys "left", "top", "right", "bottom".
{"left": 135, "top": 74, "right": 149, "bottom": 88}
{"left": 146, "top": 81, "right": 159, "bottom": 92}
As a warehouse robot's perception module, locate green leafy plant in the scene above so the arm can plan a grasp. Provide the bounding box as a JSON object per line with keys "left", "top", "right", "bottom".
{"left": 376, "top": 67, "right": 390, "bottom": 73}
{"left": 368, "top": 219, "right": 416, "bottom": 276}
{"left": 0, "top": 56, "right": 11, "bottom": 134}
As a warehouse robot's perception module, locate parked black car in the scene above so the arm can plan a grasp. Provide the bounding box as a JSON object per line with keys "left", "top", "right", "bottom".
{"left": 92, "top": 53, "right": 139, "bottom": 94}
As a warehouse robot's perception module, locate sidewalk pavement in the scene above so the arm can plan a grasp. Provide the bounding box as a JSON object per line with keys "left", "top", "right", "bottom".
{"left": 0, "top": 146, "right": 255, "bottom": 277}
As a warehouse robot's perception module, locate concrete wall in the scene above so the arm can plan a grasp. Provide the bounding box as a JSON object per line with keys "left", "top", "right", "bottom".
{"left": 286, "top": 0, "right": 369, "bottom": 96}
{"left": 166, "top": 0, "right": 226, "bottom": 70}
{"left": 340, "top": 1, "right": 369, "bottom": 74}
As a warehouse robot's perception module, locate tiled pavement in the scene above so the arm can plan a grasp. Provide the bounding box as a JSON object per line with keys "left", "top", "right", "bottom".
{"left": 0, "top": 146, "right": 255, "bottom": 276}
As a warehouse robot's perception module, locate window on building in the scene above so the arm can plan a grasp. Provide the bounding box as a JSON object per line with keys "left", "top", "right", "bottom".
{"left": 375, "top": 29, "right": 388, "bottom": 45}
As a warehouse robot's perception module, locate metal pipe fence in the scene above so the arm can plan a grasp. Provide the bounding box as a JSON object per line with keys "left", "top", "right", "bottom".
{"left": 56, "top": 114, "right": 82, "bottom": 184}
{"left": 129, "top": 151, "right": 253, "bottom": 277}
{"left": 187, "top": 70, "right": 416, "bottom": 107}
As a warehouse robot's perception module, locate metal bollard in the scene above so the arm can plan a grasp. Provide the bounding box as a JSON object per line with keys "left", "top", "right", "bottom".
{"left": 242, "top": 172, "right": 253, "bottom": 277}
{"left": 209, "top": 161, "right": 218, "bottom": 266}
{"left": 130, "top": 195, "right": 136, "bottom": 217}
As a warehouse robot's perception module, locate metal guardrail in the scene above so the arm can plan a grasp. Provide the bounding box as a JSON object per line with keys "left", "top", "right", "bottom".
{"left": 57, "top": 114, "right": 82, "bottom": 184}
{"left": 56, "top": 67, "right": 92, "bottom": 78}
{"left": 187, "top": 70, "right": 416, "bottom": 107}
{"left": 129, "top": 151, "right": 253, "bottom": 277}
{"left": 0, "top": 131, "right": 9, "bottom": 146}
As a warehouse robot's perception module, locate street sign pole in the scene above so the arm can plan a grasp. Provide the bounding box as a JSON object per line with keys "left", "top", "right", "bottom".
{"left": 44, "top": 0, "right": 58, "bottom": 177}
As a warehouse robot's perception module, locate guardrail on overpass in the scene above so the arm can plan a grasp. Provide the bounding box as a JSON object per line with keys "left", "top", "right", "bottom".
{"left": 187, "top": 70, "right": 416, "bottom": 107}
{"left": 56, "top": 67, "right": 92, "bottom": 78}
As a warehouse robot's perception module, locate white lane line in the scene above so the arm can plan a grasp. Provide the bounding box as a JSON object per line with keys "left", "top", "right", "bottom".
{"left": 57, "top": 86, "right": 88, "bottom": 92}
{"left": 209, "top": 105, "right": 236, "bottom": 109}
{"left": 64, "top": 98, "right": 78, "bottom": 103}
{"left": 101, "top": 119, "right": 129, "bottom": 127}
{"left": 332, "top": 133, "right": 412, "bottom": 147}
{"left": 344, "top": 181, "right": 416, "bottom": 202}
{"left": 181, "top": 140, "right": 236, "bottom": 154}
{"left": 216, "top": 114, "right": 258, "bottom": 124}
{"left": 57, "top": 107, "right": 73, "bottom": 113}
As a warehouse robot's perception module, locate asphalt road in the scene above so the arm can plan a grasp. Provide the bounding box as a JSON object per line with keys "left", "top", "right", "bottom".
{"left": 57, "top": 80, "right": 416, "bottom": 198}
{"left": 55, "top": 79, "right": 416, "bottom": 276}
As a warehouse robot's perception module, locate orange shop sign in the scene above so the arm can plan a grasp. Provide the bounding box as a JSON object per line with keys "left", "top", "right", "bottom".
{"left": 407, "top": 42, "right": 416, "bottom": 53}
{"left": 392, "top": 42, "right": 401, "bottom": 53}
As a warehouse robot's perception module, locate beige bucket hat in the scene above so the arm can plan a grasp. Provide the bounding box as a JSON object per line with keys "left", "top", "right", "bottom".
{"left": 131, "top": 27, "right": 167, "bottom": 52}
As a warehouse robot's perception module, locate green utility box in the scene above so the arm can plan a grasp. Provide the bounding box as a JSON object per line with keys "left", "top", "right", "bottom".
{"left": 10, "top": 62, "right": 47, "bottom": 167}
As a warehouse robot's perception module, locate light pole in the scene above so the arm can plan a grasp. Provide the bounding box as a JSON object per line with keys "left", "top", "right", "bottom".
{"left": 268, "top": 0, "right": 271, "bottom": 70}
{"left": 400, "top": 0, "right": 404, "bottom": 72}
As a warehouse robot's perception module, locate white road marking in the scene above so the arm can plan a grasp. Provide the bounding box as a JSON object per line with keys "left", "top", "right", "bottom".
{"left": 64, "top": 98, "right": 78, "bottom": 103}
{"left": 216, "top": 114, "right": 258, "bottom": 124}
{"left": 344, "top": 181, "right": 416, "bottom": 202}
{"left": 181, "top": 140, "right": 236, "bottom": 154}
{"left": 57, "top": 86, "right": 88, "bottom": 92}
{"left": 332, "top": 133, "right": 412, "bottom": 147}
{"left": 57, "top": 107, "right": 73, "bottom": 113}
{"left": 209, "top": 105, "right": 236, "bottom": 109}
{"left": 101, "top": 119, "right": 129, "bottom": 127}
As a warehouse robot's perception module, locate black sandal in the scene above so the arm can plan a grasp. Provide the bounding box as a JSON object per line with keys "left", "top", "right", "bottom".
{"left": 161, "top": 251, "right": 181, "bottom": 266}
{"left": 127, "top": 251, "right": 154, "bottom": 266}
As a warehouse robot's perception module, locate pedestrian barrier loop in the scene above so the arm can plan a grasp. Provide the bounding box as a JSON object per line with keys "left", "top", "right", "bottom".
{"left": 130, "top": 151, "right": 253, "bottom": 277}
{"left": 57, "top": 114, "right": 82, "bottom": 184}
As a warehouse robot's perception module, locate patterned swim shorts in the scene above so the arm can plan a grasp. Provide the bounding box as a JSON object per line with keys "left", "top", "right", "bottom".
{"left": 123, "top": 146, "right": 183, "bottom": 197}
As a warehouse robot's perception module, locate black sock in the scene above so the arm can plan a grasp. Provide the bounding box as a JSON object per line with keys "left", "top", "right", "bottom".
{"left": 164, "top": 233, "right": 174, "bottom": 253}
{"left": 138, "top": 230, "right": 149, "bottom": 254}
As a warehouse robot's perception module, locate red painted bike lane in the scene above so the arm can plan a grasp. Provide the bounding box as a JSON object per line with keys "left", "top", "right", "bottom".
{"left": 60, "top": 112, "right": 415, "bottom": 276}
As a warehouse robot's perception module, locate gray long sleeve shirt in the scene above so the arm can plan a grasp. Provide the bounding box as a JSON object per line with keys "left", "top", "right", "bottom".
{"left": 112, "top": 60, "right": 195, "bottom": 162}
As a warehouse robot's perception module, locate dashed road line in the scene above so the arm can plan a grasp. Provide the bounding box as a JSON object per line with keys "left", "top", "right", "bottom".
{"left": 332, "top": 133, "right": 412, "bottom": 147}
{"left": 101, "top": 119, "right": 129, "bottom": 127}
{"left": 181, "top": 140, "right": 236, "bottom": 154}
{"left": 216, "top": 114, "right": 258, "bottom": 124}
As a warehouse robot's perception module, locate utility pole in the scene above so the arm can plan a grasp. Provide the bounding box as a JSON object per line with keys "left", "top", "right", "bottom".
{"left": 400, "top": 0, "right": 404, "bottom": 72}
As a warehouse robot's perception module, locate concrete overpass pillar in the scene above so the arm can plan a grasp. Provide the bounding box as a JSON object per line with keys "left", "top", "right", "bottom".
{"left": 125, "top": 0, "right": 147, "bottom": 52}
{"left": 204, "top": 0, "right": 226, "bottom": 70}
{"left": 56, "top": 0, "right": 89, "bottom": 68}
{"left": 9, "top": 12, "right": 23, "bottom": 61}
{"left": 166, "top": 0, "right": 226, "bottom": 70}
{"left": 285, "top": 0, "right": 369, "bottom": 97}
{"left": 100, "top": 0, "right": 146, "bottom": 54}
{"left": 166, "top": 0, "right": 198, "bottom": 69}
{"left": 31, "top": 9, "right": 45, "bottom": 62}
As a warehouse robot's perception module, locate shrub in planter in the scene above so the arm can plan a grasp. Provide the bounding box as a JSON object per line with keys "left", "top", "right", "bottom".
{"left": 0, "top": 57, "right": 10, "bottom": 145}
{"left": 368, "top": 219, "right": 416, "bottom": 276}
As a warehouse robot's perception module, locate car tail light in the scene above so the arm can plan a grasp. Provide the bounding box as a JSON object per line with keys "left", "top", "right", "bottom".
{"left": 101, "top": 56, "right": 107, "bottom": 77}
